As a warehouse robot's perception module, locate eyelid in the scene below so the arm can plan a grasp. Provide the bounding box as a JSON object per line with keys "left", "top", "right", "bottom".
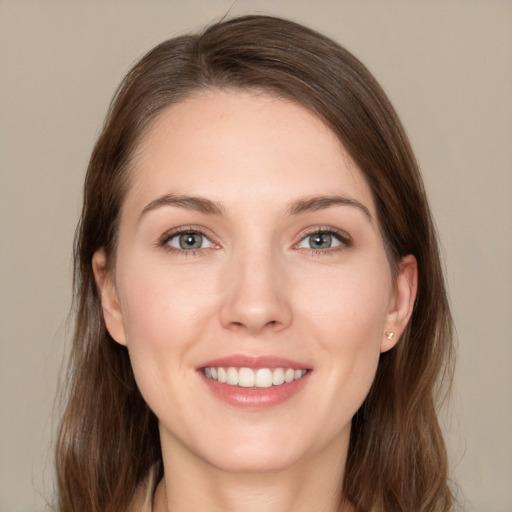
{"left": 294, "top": 226, "right": 353, "bottom": 251}
{"left": 157, "top": 225, "right": 220, "bottom": 253}
{"left": 156, "top": 225, "right": 352, "bottom": 255}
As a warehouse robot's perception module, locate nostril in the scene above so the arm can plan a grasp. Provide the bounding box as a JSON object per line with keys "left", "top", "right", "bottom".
{"left": 229, "top": 321, "right": 245, "bottom": 330}
{"left": 227, "top": 318, "right": 280, "bottom": 333}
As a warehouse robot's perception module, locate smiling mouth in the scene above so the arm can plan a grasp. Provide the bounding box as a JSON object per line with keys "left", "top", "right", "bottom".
{"left": 202, "top": 367, "right": 308, "bottom": 388}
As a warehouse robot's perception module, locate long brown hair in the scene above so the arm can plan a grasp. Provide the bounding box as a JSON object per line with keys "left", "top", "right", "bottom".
{"left": 56, "top": 15, "right": 455, "bottom": 512}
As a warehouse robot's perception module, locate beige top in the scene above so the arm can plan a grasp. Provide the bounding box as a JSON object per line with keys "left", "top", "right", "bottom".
{"left": 126, "top": 468, "right": 360, "bottom": 511}
{"left": 127, "top": 468, "right": 156, "bottom": 512}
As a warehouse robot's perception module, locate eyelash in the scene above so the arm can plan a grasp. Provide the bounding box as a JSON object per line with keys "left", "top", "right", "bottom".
{"left": 158, "top": 226, "right": 352, "bottom": 256}
{"left": 295, "top": 227, "right": 352, "bottom": 256}
{"left": 158, "top": 226, "right": 218, "bottom": 257}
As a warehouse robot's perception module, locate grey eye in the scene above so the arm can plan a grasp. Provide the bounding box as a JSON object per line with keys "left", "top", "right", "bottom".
{"left": 297, "top": 231, "right": 342, "bottom": 250}
{"left": 167, "top": 232, "right": 212, "bottom": 250}
{"left": 310, "top": 233, "right": 333, "bottom": 249}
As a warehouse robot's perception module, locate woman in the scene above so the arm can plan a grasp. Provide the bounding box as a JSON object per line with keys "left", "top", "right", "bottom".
{"left": 56, "top": 14, "right": 455, "bottom": 512}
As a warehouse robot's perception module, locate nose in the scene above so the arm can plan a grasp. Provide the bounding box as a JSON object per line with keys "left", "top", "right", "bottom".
{"left": 219, "top": 249, "right": 293, "bottom": 335}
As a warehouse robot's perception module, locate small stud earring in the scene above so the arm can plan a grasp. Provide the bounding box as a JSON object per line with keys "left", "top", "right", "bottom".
{"left": 385, "top": 331, "right": 394, "bottom": 340}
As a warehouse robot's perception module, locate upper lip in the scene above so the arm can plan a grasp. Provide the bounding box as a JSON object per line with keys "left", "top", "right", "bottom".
{"left": 197, "top": 354, "right": 311, "bottom": 370}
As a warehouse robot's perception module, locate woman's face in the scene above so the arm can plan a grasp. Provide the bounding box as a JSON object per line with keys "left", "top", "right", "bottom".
{"left": 94, "top": 90, "right": 416, "bottom": 474}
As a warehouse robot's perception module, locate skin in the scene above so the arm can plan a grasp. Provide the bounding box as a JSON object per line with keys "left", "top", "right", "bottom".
{"left": 93, "top": 90, "right": 417, "bottom": 512}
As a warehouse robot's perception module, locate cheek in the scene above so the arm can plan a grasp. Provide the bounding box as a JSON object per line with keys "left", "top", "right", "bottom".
{"left": 296, "top": 260, "right": 392, "bottom": 345}
{"left": 115, "top": 260, "right": 219, "bottom": 396}
{"left": 119, "top": 258, "right": 215, "bottom": 339}
{"left": 295, "top": 262, "right": 390, "bottom": 412}
{"left": 115, "top": 268, "right": 223, "bottom": 446}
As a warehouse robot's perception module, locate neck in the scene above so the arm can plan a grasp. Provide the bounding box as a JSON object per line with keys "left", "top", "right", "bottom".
{"left": 153, "top": 431, "right": 353, "bottom": 512}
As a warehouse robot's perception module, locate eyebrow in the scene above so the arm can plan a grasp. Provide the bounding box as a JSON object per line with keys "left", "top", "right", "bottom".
{"left": 286, "top": 195, "right": 373, "bottom": 221}
{"left": 139, "top": 193, "right": 372, "bottom": 222}
{"left": 139, "top": 193, "right": 225, "bottom": 220}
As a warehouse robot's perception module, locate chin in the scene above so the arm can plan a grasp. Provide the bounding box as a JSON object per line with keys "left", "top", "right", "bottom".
{"left": 193, "top": 426, "right": 330, "bottom": 475}
{"left": 206, "top": 448, "right": 305, "bottom": 475}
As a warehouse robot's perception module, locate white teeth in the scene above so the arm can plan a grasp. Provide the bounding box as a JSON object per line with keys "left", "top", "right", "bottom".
{"left": 217, "top": 367, "right": 227, "bottom": 383}
{"left": 203, "top": 366, "right": 308, "bottom": 388}
{"left": 272, "top": 368, "right": 285, "bottom": 385}
{"left": 226, "top": 367, "right": 238, "bottom": 386}
{"left": 255, "top": 368, "right": 273, "bottom": 388}
{"left": 238, "top": 367, "right": 255, "bottom": 388}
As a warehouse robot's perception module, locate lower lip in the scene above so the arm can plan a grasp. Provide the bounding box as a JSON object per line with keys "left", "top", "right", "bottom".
{"left": 200, "top": 371, "right": 311, "bottom": 409}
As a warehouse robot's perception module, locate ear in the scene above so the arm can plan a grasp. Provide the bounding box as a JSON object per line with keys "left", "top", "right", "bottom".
{"left": 381, "top": 254, "right": 418, "bottom": 353}
{"left": 92, "top": 248, "right": 127, "bottom": 346}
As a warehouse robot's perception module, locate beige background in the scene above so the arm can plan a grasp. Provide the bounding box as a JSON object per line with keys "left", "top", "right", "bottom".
{"left": 0, "top": 1, "right": 511, "bottom": 511}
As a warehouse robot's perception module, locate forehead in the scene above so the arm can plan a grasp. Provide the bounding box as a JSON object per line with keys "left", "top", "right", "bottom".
{"left": 126, "top": 89, "right": 375, "bottom": 216}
